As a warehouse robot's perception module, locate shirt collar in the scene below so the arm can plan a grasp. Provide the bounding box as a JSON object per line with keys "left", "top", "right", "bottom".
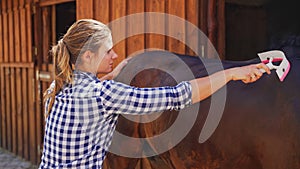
{"left": 73, "top": 70, "right": 98, "bottom": 83}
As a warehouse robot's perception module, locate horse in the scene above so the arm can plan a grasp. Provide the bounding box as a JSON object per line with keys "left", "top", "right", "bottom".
{"left": 103, "top": 41, "right": 300, "bottom": 169}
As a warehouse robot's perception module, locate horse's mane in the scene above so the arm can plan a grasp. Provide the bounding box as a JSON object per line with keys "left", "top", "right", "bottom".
{"left": 269, "top": 35, "right": 300, "bottom": 59}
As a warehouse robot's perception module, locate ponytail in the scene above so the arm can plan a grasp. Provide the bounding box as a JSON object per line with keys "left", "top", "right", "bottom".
{"left": 43, "top": 39, "right": 73, "bottom": 118}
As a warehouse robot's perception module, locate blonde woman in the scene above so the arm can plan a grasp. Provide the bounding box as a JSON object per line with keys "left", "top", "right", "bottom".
{"left": 39, "top": 19, "right": 270, "bottom": 169}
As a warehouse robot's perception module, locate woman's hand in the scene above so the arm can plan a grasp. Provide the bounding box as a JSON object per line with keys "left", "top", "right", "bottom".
{"left": 110, "top": 57, "right": 132, "bottom": 79}
{"left": 99, "top": 57, "right": 132, "bottom": 80}
{"left": 227, "top": 63, "right": 271, "bottom": 83}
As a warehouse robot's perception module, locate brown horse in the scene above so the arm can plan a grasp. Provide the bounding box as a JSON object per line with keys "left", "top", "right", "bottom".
{"left": 103, "top": 48, "right": 300, "bottom": 169}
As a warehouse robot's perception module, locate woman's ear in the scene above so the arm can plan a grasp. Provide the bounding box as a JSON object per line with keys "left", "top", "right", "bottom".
{"left": 81, "top": 50, "right": 94, "bottom": 64}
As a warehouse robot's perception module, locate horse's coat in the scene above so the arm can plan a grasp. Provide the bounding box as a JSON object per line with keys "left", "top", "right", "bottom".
{"left": 103, "top": 48, "right": 300, "bottom": 169}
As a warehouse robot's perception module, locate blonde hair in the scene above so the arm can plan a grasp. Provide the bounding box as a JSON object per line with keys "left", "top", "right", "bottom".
{"left": 44, "top": 19, "right": 112, "bottom": 118}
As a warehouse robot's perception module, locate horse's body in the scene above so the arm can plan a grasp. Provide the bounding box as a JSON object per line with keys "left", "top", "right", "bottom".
{"left": 103, "top": 49, "right": 300, "bottom": 169}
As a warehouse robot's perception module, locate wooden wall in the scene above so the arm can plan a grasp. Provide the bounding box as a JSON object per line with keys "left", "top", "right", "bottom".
{"left": 77, "top": 0, "right": 226, "bottom": 63}
{"left": 0, "top": 0, "right": 42, "bottom": 165}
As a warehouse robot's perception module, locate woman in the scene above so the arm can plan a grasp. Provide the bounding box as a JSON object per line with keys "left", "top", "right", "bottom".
{"left": 39, "top": 19, "right": 270, "bottom": 169}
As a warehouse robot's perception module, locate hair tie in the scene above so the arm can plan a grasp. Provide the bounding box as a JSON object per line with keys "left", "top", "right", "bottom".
{"left": 60, "top": 39, "right": 71, "bottom": 54}
{"left": 62, "top": 39, "right": 67, "bottom": 45}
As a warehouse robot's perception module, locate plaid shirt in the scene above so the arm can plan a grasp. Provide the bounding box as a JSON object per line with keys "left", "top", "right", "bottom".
{"left": 39, "top": 70, "right": 192, "bottom": 169}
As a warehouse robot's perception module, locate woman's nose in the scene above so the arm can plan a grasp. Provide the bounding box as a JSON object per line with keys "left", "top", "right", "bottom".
{"left": 111, "top": 50, "right": 118, "bottom": 59}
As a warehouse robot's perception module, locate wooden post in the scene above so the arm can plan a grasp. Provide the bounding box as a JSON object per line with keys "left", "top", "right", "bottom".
{"left": 110, "top": 0, "right": 126, "bottom": 66}
{"left": 42, "top": 7, "right": 51, "bottom": 64}
{"left": 199, "top": 0, "right": 208, "bottom": 58}
{"left": 5, "top": 67, "right": 12, "bottom": 151}
{"left": 20, "top": 0, "right": 27, "bottom": 62}
{"left": 186, "top": 0, "right": 199, "bottom": 56}
{"left": 207, "top": 0, "right": 218, "bottom": 59}
{"left": 0, "top": 67, "right": 6, "bottom": 149}
{"left": 217, "top": 0, "right": 225, "bottom": 59}
{"left": 0, "top": 2, "right": 3, "bottom": 64}
{"left": 35, "top": 2, "right": 43, "bottom": 163}
{"left": 94, "top": 0, "right": 109, "bottom": 24}
{"left": 126, "top": 0, "right": 145, "bottom": 57}
{"left": 167, "top": 0, "right": 186, "bottom": 54}
{"left": 76, "top": 0, "right": 93, "bottom": 19}
{"left": 145, "top": 0, "right": 166, "bottom": 50}
{"left": 0, "top": 0, "right": 5, "bottom": 148}
{"left": 20, "top": 0, "right": 30, "bottom": 160}
{"left": 2, "top": 0, "right": 9, "bottom": 63}
{"left": 22, "top": 67, "right": 29, "bottom": 160}
{"left": 26, "top": 0, "right": 37, "bottom": 163}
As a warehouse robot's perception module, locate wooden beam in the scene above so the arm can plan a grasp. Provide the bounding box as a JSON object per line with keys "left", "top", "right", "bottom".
{"left": 94, "top": 0, "right": 109, "bottom": 24}
{"left": 217, "top": 0, "right": 225, "bottom": 59}
{"left": 8, "top": 0, "right": 15, "bottom": 63}
{"left": 0, "top": 5, "right": 3, "bottom": 63}
{"left": 51, "top": 5, "right": 56, "bottom": 45}
{"left": 16, "top": 68, "right": 23, "bottom": 157}
{"left": 5, "top": 68, "right": 12, "bottom": 151}
{"left": 126, "top": 0, "right": 145, "bottom": 57}
{"left": 76, "top": 0, "right": 93, "bottom": 19}
{"left": 110, "top": 0, "right": 126, "bottom": 66}
{"left": 10, "top": 68, "right": 17, "bottom": 154}
{"left": 207, "top": 0, "right": 217, "bottom": 48}
{"left": 28, "top": 68, "right": 37, "bottom": 164}
{"left": 186, "top": 0, "right": 199, "bottom": 56}
{"left": 0, "top": 62, "right": 34, "bottom": 68}
{"left": 207, "top": 0, "right": 218, "bottom": 59}
{"left": 3, "top": 0, "right": 9, "bottom": 62}
{"left": 26, "top": 3, "right": 32, "bottom": 62}
{"left": 14, "top": 0, "right": 21, "bottom": 63}
{"left": 42, "top": 7, "right": 51, "bottom": 63}
{"left": 22, "top": 68, "right": 29, "bottom": 160}
{"left": 20, "top": 0, "right": 27, "bottom": 159}
{"left": 145, "top": 0, "right": 166, "bottom": 50}
{"left": 20, "top": 0, "right": 27, "bottom": 62}
{"left": 167, "top": 0, "right": 186, "bottom": 54}
{"left": 0, "top": 67, "right": 7, "bottom": 148}
{"left": 199, "top": 0, "right": 208, "bottom": 36}
{"left": 40, "top": 0, "right": 75, "bottom": 7}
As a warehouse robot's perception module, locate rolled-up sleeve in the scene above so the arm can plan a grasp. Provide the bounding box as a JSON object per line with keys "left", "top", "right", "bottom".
{"left": 100, "top": 80, "right": 192, "bottom": 115}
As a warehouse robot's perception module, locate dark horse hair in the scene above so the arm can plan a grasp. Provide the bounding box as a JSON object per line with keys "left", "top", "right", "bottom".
{"left": 269, "top": 35, "right": 300, "bottom": 59}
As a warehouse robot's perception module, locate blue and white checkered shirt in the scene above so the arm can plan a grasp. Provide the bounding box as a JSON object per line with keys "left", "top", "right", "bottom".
{"left": 39, "top": 70, "right": 192, "bottom": 169}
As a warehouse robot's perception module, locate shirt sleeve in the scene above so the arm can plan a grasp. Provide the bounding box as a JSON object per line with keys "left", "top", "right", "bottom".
{"left": 99, "top": 80, "right": 192, "bottom": 115}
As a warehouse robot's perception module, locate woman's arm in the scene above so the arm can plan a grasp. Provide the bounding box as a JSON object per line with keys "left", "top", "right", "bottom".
{"left": 190, "top": 63, "right": 271, "bottom": 104}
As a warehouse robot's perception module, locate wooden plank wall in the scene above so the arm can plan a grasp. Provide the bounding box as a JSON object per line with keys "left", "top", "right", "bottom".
{"left": 0, "top": 0, "right": 40, "bottom": 165}
{"left": 77, "top": 0, "right": 225, "bottom": 64}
